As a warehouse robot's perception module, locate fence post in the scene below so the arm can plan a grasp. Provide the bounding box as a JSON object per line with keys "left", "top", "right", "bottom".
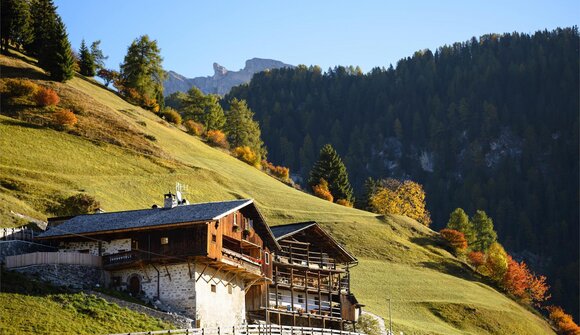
{"left": 218, "top": 326, "right": 221, "bottom": 335}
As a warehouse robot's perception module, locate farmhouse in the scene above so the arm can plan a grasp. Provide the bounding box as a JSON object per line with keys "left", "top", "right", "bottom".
{"left": 36, "top": 194, "right": 362, "bottom": 329}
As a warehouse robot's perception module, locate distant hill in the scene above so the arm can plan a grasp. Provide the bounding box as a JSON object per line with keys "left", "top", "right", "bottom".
{"left": 164, "top": 58, "right": 293, "bottom": 96}
{"left": 0, "top": 52, "right": 555, "bottom": 334}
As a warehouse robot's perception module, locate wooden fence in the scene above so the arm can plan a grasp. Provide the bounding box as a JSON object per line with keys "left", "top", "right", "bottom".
{"left": 0, "top": 227, "right": 35, "bottom": 241}
{"left": 107, "top": 324, "right": 366, "bottom": 335}
{"left": 5, "top": 252, "right": 102, "bottom": 269}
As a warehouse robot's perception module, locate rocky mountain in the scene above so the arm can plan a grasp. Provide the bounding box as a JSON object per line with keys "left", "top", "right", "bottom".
{"left": 164, "top": 58, "right": 293, "bottom": 96}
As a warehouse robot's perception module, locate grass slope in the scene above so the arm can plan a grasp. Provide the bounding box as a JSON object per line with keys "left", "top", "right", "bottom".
{"left": 0, "top": 53, "right": 554, "bottom": 334}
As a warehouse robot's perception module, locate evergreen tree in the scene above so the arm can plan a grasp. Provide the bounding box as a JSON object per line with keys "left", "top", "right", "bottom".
{"left": 90, "top": 40, "right": 107, "bottom": 70}
{"left": 471, "top": 210, "right": 498, "bottom": 252}
{"left": 0, "top": 0, "right": 32, "bottom": 53}
{"left": 224, "top": 98, "right": 265, "bottom": 159}
{"left": 447, "top": 208, "right": 476, "bottom": 246}
{"left": 181, "top": 87, "right": 225, "bottom": 131}
{"left": 42, "top": 16, "right": 74, "bottom": 81}
{"left": 79, "top": 39, "right": 95, "bottom": 76}
{"left": 308, "top": 144, "right": 354, "bottom": 202}
{"left": 119, "top": 35, "right": 166, "bottom": 102}
{"left": 27, "top": 0, "right": 57, "bottom": 57}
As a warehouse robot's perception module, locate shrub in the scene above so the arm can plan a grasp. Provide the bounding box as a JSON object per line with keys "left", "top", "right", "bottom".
{"left": 233, "top": 146, "right": 260, "bottom": 167}
{"left": 468, "top": 251, "right": 486, "bottom": 268}
{"left": 34, "top": 87, "right": 60, "bottom": 106}
{"left": 336, "top": 199, "right": 353, "bottom": 207}
{"left": 351, "top": 314, "right": 382, "bottom": 335}
{"left": 5, "top": 79, "right": 39, "bottom": 97}
{"left": 313, "top": 178, "right": 333, "bottom": 202}
{"left": 206, "top": 130, "right": 229, "bottom": 148}
{"left": 52, "top": 109, "right": 78, "bottom": 129}
{"left": 161, "top": 108, "right": 182, "bottom": 125}
{"left": 547, "top": 306, "right": 580, "bottom": 335}
{"left": 263, "top": 160, "right": 290, "bottom": 181}
{"left": 57, "top": 193, "right": 101, "bottom": 216}
{"left": 439, "top": 228, "right": 468, "bottom": 253}
{"left": 184, "top": 120, "right": 205, "bottom": 136}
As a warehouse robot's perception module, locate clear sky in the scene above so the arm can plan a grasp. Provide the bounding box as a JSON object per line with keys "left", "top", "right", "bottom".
{"left": 54, "top": 0, "right": 578, "bottom": 78}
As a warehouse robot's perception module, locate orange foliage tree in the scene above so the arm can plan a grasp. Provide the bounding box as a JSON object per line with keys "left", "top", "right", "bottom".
{"left": 439, "top": 228, "right": 468, "bottom": 254}
{"left": 184, "top": 120, "right": 205, "bottom": 136}
{"left": 313, "top": 178, "right": 333, "bottom": 202}
{"left": 52, "top": 109, "right": 78, "bottom": 129}
{"left": 233, "top": 146, "right": 261, "bottom": 167}
{"left": 547, "top": 306, "right": 580, "bottom": 335}
{"left": 206, "top": 130, "right": 229, "bottom": 148}
{"left": 336, "top": 199, "right": 353, "bottom": 207}
{"left": 369, "top": 179, "right": 432, "bottom": 226}
{"left": 34, "top": 87, "right": 60, "bottom": 106}
{"left": 262, "top": 160, "right": 290, "bottom": 181}
{"left": 468, "top": 251, "right": 486, "bottom": 268}
{"left": 502, "top": 255, "right": 550, "bottom": 305}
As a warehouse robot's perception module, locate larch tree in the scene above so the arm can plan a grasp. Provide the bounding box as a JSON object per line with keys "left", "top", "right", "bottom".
{"left": 447, "top": 208, "right": 476, "bottom": 246}
{"left": 308, "top": 144, "right": 354, "bottom": 203}
{"left": 119, "top": 35, "right": 166, "bottom": 105}
{"left": 78, "top": 39, "right": 95, "bottom": 76}
{"left": 471, "top": 210, "right": 498, "bottom": 252}
{"left": 224, "top": 98, "right": 265, "bottom": 160}
{"left": 90, "top": 40, "right": 107, "bottom": 71}
{"left": 0, "top": 0, "right": 32, "bottom": 53}
{"left": 368, "top": 179, "right": 431, "bottom": 226}
{"left": 181, "top": 87, "right": 225, "bottom": 131}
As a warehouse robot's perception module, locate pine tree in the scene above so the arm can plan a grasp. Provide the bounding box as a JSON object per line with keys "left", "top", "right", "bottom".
{"left": 224, "top": 98, "right": 265, "bottom": 159}
{"left": 181, "top": 87, "right": 225, "bottom": 131}
{"left": 447, "top": 208, "right": 476, "bottom": 246}
{"left": 79, "top": 39, "right": 95, "bottom": 76}
{"left": 0, "top": 0, "right": 32, "bottom": 53}
{"left": 471, "top": 210, "right": 498, "bottom": 252}
{"left": 308, "top": 144, "right": 354, "bottom": 203}
{"left": 90, "top": 40, "right": 107, "bottom": 70}
{"left": 42, "top": 16, "right": 74, "bottom": 81}
{"left": 27, "top": 0, "right": 57, "bottom": 57}
{"left": 119, "top": 35, "right": 166, "bottom": 103}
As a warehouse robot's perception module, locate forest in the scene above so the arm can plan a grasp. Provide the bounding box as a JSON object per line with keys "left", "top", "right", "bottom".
{"left": 226, "top": 27, "right": 579, "bottom": 317}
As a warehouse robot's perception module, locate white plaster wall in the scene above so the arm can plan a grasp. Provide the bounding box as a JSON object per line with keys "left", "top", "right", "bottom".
{"left": 110, "top": 262, "right": 246, "bottom": 328}
{"left": 59, "top": 239, "right": 131, "bottom": 256}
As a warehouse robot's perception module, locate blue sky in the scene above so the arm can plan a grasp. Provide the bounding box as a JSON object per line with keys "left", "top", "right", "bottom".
{"left": 54, "top": 0, "right": 578, "bottom": 78}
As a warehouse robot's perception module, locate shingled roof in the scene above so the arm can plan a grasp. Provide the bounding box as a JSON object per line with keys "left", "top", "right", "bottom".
{"left": 270, "top": 221, "right": 317, "bottom": 240}
{"left": 38, "top": 199, "right": 253, "bottom": 239}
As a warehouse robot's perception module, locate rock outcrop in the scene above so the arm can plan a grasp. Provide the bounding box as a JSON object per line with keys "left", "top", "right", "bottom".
{"left": 164, "top": 58, "right": 293, "bottom": 96}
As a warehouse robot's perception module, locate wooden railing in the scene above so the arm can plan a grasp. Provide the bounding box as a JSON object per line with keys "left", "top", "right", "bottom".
{"left": 5, "top": 252, "right": 101, "bottom": 268}
{"left": 222, "top": 248, "right": 262, "bottom": 274}
{"left": 106, "top": 324, "right": 366, "bottom": 335}
{"left": 1, "top": 227, "right": 35, "bottom": 241}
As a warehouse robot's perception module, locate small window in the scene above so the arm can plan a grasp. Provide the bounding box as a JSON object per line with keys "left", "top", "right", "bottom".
{"left": 160, "top": 237, "right": 169, "bottom": 245}
{"left": 211, "top": 284, "right": 216, "bottom": 293}
{"left": 298, "top": 294, "right": 304, "bottom": 303}
{"left": 265, "top": 252, "right": 270, "bottom": 265}
{"left": 211, "top": 234, "right": 217, "bottom": 243}
{"left": 233, "top": 213, "right": 237, "bottom": 226}
{"left": 228, "top": 284, "right": 233, "bottom": 294}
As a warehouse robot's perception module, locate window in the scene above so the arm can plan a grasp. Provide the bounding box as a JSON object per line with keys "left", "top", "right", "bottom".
{"left": 160, "top": 237, "right": 169, "bottom": 245}
{"left": 228, "top": 284, "right": 233, "bottom": 294}
{"left": 298, "top": 294, "right": 304, "bottom": 303}
{"left": 314, "top": 296, "right": 320, "bottom": 306}
{"left": 265, "top": 252, "right": 270, "bottom": 265}
{"left": 211, "top": 284, "right": 216, "bottom": 293}
{"left": 233, "top": 212, "right": 237, "bottom": 226}
{"left": 211, "top": 234, "right": 217, "bottom": 243}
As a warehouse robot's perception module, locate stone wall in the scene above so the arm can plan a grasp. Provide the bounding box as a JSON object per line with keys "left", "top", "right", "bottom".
{"left": 14, "top": 264, "right": 105, "bottom": 289}
{"left": 0, "top": 240, "right": 56, "bottom": 263}
{"left": 58, "top": 238, "right": 131, "bottom": 256}
{"left": 110, "top": 262, "right": 247, "bottom": 328}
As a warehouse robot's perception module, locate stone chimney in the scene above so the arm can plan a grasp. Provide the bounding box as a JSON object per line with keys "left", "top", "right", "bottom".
{"left": 163, "top": 192, "right": 178, "bottom": 209}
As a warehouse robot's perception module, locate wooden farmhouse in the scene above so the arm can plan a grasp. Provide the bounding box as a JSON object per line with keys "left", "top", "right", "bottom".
{"left": 36, "top": 194, "right": 362, "bottom": 329}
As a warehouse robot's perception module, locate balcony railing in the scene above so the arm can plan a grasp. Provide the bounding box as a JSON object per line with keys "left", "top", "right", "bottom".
{"left": 222, "top": 248, "right": 262, "bottom": 274}
{"left": 103, "top": 250, "right": 142, "bottom": 268}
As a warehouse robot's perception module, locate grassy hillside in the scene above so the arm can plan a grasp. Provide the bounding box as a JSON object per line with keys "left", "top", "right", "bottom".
{"left": 0, "top": 53, "right": 554, "bottom": 334}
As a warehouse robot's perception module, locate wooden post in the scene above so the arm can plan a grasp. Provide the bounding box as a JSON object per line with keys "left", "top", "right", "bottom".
{"left": 290, "top": 268, "right": 294, "bottom": 313}
{"left": 275, "top": 265, "right": 279, "bottom": 308}
{"left": 304, "top": 271, "right": 309, "bottom": 313}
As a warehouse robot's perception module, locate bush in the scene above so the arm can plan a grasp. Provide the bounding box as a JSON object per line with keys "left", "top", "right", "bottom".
{"left": 468, "top": 251, "right": 486, "bottom": 268}
{"left": 34, "top": 87, "right": 60, "bottom": 106}
{"left": 547, "top": 305, "right": 580, "bottom": 335}
{"left": 262, "top": 160, "right": 290, "bottom": 181}
{"left": 161, "top": 108, "right": 182, "bottom": 125}
{"left": 233, "top": 146, "right": 261, "bottom": 167}
{"left": 206, "top": 130, "right": 229, "bottom": 148}
{"left": 52, "top": 109, "right": 78, "bottom": 129}
{"left": 5, "top": 79, "right": 39, "bottom": 97}
{"left": 336, "top": 199, "right": 353, "bottom": 207}
{"left": 352, "top": 314, "right": 382, "bottom": 335}
{"left": 57, "top": 193, "right": 101, "bottom": 216}
{"left": 313, "top": 178, "right": 333, "bottom": 202}
{"left": 184, "top": 120, "right": 205, "bottom": 136}
{"left": 439, "top": 228, "right": 468, "bottom": 253}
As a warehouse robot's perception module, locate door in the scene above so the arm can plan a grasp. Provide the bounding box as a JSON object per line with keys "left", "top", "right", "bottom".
{"left": 128, "top": 275, "right": 140, "bottom": 296}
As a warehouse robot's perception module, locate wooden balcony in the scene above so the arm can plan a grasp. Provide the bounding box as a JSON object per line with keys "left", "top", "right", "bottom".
{"left": 221, "top": 247, "right": 262, "bottom": 276}
{"left": 103, "top": 250, "right": 143, "bottom": 270}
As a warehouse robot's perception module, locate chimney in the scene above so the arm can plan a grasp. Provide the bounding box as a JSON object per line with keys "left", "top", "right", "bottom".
{"left": 163, "top": 192, "right": 177, "bottom": 209}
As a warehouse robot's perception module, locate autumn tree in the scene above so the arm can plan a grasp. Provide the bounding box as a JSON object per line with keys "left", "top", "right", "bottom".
{"left": 119, "top": 35, "right": 166, "bottom": 108}
{"left": 78, "top": 39, "right": 95, "bottom": 76}
{"left": 224, "top": 98, "right": 265, "bottom": 160}
{"left": 308, "top": 144, "right": 354, "bottom": 203}
{"left": 368, "top": 179, "right": 431, "bottom": 226}
{"left": 312, "top": 178, "right": 333, "bottom": 202}
{"left": 471, "top": 210, "right": 497, "bottom": 252}
{"left": 547, "top": 306, "right": 580, "bottom": 335}
{"left": 503, "top": 255, "right": 550, "bottom": 304}
{"left": 447, "top": 208, "right": 475, "bottom": 246}
{"left": 440, "top": 229, "right": 468, "bottom": 254}
{"left": 97, "top": 68, "right": 118, "bottom": 87}
{"left": 483, "top": 242, "right": 508, "bottom": 282}
{"left": 0, "top": 0, "right": 32, "bottom": 53}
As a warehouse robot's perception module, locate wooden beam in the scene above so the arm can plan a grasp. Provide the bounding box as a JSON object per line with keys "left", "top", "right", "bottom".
{"left": 139, "top": 263, "right": 151, "bottom": 282}
{"left": 207, "top": 264, "right": 224, "bottom": 283}
{"left": 244, "top": 277, "right": 262, "bottom": 293}
{"left": 164, "top": 265, "right": 171, "bottom": 281}
{"left": 196, "top": 263, "right": 209, "bottom": 282}
{"left": 187, "top": 259, "right": 194, "bottom": 280}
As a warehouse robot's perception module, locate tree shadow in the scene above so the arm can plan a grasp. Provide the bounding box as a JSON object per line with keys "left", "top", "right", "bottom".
{"left": 419, "top": 260, "right": 480, "bottom": 281}
{"left": 0, "top": 64, "right": 47, "bottom": 80}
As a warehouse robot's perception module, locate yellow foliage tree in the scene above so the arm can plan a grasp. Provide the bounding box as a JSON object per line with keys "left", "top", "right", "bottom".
{"left": 233, "top": 146, "right": 261, "bottom": 168}
{"left": 313, "top": 178, "right": 333, "bottom": 202}
{"left": 369, "top": 179, "right": 432, "bottom": 226}
{"left": 483, "top": 242, "right": 509, "bottom": 282}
